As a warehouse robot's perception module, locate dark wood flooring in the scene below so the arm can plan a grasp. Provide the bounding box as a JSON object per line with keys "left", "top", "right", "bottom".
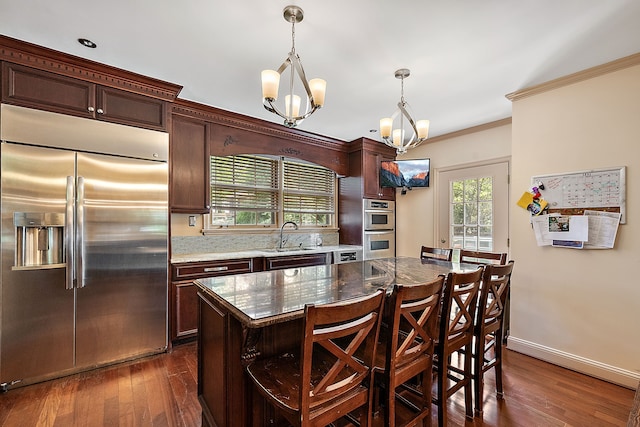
{"left": 0, "top": 341, "right": 635, "bottom": 426}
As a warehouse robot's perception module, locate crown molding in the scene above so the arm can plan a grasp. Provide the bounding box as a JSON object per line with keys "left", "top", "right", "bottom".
{"left": 424, "top": 117, "right": 512, "bottom": 144}
{"left": 172, "top": 98, "right": 347, "bottom": 153}
{"left": 506, "top": 52, "right": 640, "bottom": 102}
{"left": 0, "top": 35, "right": 182, "bottom": 101}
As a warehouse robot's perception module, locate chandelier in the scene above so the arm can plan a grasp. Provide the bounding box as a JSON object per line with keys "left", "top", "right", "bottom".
{"left": 261, "top": 5, "right": 326, "bottom": 128}
{"left": 379, "top": 68, "right": 429, "bottom": 154}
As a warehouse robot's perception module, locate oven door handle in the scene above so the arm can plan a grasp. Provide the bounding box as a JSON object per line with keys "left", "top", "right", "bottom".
{"left": 364, "top": 230, "right": 395, "bottom": 234}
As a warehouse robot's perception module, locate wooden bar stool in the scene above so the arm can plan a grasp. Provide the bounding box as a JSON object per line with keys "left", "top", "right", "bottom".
{"left": 432, "top": 267, "right": 484, "bottom": 427}
{"left": 374, "top": 276, "right": 445, "bottom": 426}
{"left": 459, "top": 249, "right": 507, "bottom": 265}
{"left": 458, "top": 249, "right": 510, "bottom": 344}
{"left": 420, "top": 246, "right": 453, "bottom": 262}
{"left": 246, "top": 290, "right": 385, "bottom": 427}
{"left": 474, "top": 260, "right": 514, "bottom": 416}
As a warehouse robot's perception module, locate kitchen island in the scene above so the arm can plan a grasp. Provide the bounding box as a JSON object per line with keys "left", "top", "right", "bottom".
{"left": 194, "top": 257, "right": 480, "bottom": 427}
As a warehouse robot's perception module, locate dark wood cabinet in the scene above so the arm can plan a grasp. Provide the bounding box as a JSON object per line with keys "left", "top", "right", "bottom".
{"left": 170, "top": 258, "right": 254, "bottom": 342}
{"left": 362, "top": 148, "right": 396, "bottom": 200}
{"left": 338, "top": 137, "right": 396, "bottom": 245}
{"left": 198, "top": 289, "right": 302, "bottom": 427}
{"left": 1, "top": 62, "right": 168, "bottom": 131}
{"left": 264, "top": 252, "right": 331, "bottom": 271}
{"left": 173, "top": 281, "right": 199, "bottom": 341}
{"left": 170, "top": 115, "right": 210, "bottom": 213}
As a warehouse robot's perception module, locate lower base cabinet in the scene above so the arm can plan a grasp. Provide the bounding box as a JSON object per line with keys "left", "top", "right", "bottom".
{"left": 170, "top": 258, "right": 254, "bottom": 343}
{"left": 171, "top": 281, "right": 199, "bottom": 341}
{"left": 171, "top": 252, "right": 331, "bottom": 345}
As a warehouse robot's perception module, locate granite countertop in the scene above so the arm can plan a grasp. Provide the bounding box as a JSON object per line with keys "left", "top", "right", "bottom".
{"left": 194, "top": 257, "right": 480, "bottom": 328}
{"left": 170, "top": 245, "right": 363, "bottom": 264}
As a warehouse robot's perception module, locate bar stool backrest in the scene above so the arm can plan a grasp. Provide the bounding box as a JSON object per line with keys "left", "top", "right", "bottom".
{"left": 420, "top": 246, "right": 453, "bottom": 261}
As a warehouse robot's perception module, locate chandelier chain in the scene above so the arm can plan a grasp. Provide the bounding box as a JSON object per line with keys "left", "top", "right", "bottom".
{"left": 290, "top": 16, "right": 296, "bottom": 54}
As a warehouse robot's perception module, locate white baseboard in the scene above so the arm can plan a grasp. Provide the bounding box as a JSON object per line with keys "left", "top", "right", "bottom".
{"left": 507, "top": 337, "right": 640, "bottom": 389}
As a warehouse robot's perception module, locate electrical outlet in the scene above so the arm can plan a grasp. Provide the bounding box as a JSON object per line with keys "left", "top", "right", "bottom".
{"left": 188, "top": 216, "right": 197, "bottom": 227}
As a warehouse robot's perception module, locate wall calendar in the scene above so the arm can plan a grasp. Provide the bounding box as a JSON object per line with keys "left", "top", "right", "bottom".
{"left": 532, "top": 166, "right": 626, "bottom": 224}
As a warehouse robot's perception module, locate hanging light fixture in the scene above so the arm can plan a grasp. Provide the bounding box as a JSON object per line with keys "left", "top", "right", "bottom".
{"left": 379, "top": 68, "right": 430, "bottom": 154}
{"left": 261, "top": 5, "right": 326, "bottom": 128}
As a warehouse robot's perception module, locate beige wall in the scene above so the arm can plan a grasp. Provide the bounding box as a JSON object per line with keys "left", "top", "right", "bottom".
{"left": 395, "top": 123, "right": 512, "bottom": 257}
{"left": 508, "top": 63, "right": 640, "bottom": 388}
{"left": 397, "top": 61, "right": 640, "bottom": 388}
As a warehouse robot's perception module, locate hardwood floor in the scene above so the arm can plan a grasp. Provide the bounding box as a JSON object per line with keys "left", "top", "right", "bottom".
{"left": 0, "top": 341, "right": 635, "bottom": 426}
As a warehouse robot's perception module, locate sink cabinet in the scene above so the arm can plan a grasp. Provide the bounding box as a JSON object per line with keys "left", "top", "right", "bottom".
{"left": 1, "top": 62, "right": 170, "bottom": 131}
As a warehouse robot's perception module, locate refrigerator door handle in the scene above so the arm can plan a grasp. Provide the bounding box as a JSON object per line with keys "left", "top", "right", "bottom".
{"left": 76, "top": 176, "right": 86, "bottom": 288}
{"left": 65, "top": 176, "right": 75, "bottom": 290}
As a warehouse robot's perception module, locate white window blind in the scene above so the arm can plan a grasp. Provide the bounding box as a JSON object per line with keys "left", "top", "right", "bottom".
{"left": 209, "top": 155, "right": 335, "bottom": 228}
{"left": 283, "top": 160, "right": 335, "bottom": 215}
{"left": 210, "top": 155, "right": 278, "bottom": 225}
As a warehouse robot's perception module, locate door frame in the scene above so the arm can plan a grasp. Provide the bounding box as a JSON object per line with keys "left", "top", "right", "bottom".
{"left": 434, "top": 156, "right": 511, "bottom": 256}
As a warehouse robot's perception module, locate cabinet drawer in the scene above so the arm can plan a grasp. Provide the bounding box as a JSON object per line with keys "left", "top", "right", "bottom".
{"left": 265, "top": 253, "right": 331, "bottom": 271}
{"left": 172, "top": 259, "right": 253, "bottom": 280}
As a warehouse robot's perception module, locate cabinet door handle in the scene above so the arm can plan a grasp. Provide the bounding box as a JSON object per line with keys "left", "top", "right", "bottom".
{"left": 96, "top": 108, "right": 104, "bottom": 114}
{"left": 204, "top": 266, "right": 228, "bottom": 272}
{"left": 88, "top": 106, "right": 95, "bottom": 112}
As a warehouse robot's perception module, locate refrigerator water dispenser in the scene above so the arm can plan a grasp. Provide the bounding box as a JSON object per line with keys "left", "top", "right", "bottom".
{"left": 13, "top": 212, "right": 65, "bottom": 269}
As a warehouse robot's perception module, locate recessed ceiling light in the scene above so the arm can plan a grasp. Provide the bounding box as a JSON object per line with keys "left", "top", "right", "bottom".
{"left": 78, "top": 38, "right": 97, "bottom": 48}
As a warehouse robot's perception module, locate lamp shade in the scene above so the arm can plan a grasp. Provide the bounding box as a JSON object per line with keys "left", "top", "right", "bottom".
{"left": 380, "top": 118, "right": 393, "bottom": 138}
{"left": 285, "top": 94, "right": 301, "bottom": 117}
{"left": 416, "top": 120, "right": 430, "bottom": 139}
{"left": 309, "top": 79, "right": 326, "bottom": 107}
{"left": 261, "top": 70, "right": 280, "bottom": 100}
{"left": 392, "top": 129, "right": 404, "bottom": 146}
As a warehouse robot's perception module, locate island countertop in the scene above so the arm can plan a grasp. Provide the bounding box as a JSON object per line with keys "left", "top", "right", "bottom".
{"left": 194, "top": 256, "right": 480, "bottom": 328}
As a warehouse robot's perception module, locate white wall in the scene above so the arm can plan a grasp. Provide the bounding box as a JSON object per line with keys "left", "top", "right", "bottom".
{"left": 395, "top": 123, "right": 512, "bottom": 257}
{"left": 509, "top": 63, "right": 640, "bottom": 388}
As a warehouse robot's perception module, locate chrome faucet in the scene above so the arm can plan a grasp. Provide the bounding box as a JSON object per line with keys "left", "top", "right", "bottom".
{"left": 279, "top": 221, "right": 298, "bottom": 249}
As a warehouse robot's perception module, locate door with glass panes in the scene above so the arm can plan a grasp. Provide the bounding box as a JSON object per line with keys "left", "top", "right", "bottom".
{"left": 437, "top": 161, "right": 509, "bottom": 258}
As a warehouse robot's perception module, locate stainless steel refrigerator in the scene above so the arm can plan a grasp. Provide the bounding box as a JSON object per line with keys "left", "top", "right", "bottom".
{"left": 0, "top": 104, "right": 168, "bottom": 390}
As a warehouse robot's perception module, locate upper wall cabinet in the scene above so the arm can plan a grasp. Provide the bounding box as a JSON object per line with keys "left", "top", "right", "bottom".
{"left": 2, "top": 62, "right": 169, "bottom": 131}
{"left": 362, "top": 148, "right": 396, "bottom": 200}
{"left": 342, "top": 137, "right": 397, "bottom": 201}
{"left": 170, "top": 114, "right": 210, "bottom": 213}
{"left": 170, "top": 98, "right": 349, "bottom": 213}
{"left": 0, "top": 35, "right": 182, "bottom": 131}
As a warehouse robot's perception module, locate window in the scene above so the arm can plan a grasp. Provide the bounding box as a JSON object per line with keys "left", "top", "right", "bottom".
{"left": 450, "top": 176, "right": 494, "bottom": 251}
{"left": 208, "top": 155, "right": 336, "bottom": 228}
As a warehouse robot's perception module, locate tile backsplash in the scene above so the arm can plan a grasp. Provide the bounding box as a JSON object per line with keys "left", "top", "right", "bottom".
{"left": 171, "top": 231, "right": 339, "bottom": 255}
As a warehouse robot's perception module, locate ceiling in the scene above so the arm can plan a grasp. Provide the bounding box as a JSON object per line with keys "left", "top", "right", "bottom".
{"left": 2, "top": 1, "right": 640, "bottom": 144}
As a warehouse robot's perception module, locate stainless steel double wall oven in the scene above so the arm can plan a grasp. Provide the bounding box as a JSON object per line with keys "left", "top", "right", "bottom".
{"left": 362, "top": 198, "right": 395, "bottom": 259}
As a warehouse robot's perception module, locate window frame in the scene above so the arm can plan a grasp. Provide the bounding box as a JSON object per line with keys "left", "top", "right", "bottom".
{"left": 204, "top": 154, "right": 338, "bottom": 233}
